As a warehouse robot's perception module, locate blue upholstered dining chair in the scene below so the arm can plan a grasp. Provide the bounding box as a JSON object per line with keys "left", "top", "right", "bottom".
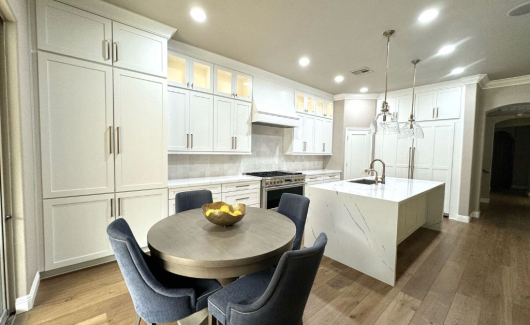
{"left": 175, "top": 190, "right": 213, "bottom": 214}
{"left": 277, "top": 193, "right": 310, "bottom": 250}
{"left": 207, "top": 233, "right": 327, "bottom": 325}
{"left": 107, "top": 218, "right": 221, "bottom": 325}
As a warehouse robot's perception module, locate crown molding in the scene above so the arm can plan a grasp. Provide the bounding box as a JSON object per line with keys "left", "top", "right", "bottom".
{"left": 483, "top": 75, "right": 530, "bottom": 89}
{"left": 460, "top": 74, "right": 489, "bottom": 88}
{"left": 334, "top": 93, "right": 380, "bottom": 101}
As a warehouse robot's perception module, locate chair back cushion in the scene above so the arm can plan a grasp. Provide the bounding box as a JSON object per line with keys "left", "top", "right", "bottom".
{"left": 175, "top": 190, "right": 213, "bottom": 214}
{"left": 227, "top": 233, "right": 327, "bottom": 325}
{"left": 277, "top": 193, "right": 310, "bottom": 250}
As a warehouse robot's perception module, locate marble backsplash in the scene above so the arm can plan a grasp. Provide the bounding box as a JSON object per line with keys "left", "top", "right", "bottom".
{"left": 168, "top": 125, "right": 324, "bottom": 179}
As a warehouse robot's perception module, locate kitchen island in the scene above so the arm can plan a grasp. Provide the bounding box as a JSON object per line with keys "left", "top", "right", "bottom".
{"left": 304, "top": 177, "right": 445, "bottom": 286}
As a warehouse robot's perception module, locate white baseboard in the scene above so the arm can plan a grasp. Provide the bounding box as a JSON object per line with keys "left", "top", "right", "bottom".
{"left": 449, "top": 214, "right": 470, "bottom": 223}
{"left": 471, "top": 211, "right": 481, "bottom": 219}
{"left": 15, "top": 272, "right": 40, "bottom": 313}
{"left": 480, "top": 198, "right": 490, "bottom": 204}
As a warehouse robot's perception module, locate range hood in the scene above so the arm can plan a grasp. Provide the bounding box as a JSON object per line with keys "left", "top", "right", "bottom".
{"left": 252, "top": 78, "right": 300, "bottom": 128}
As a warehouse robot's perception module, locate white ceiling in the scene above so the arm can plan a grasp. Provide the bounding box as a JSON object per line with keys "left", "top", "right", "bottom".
{"left": 104, "top": 0, "right": 530, "bottom": 95}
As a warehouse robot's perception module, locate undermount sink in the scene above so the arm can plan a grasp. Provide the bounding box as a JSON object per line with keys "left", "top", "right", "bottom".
{"left": 349, "top": 178, "right": 378, "bottom": 185}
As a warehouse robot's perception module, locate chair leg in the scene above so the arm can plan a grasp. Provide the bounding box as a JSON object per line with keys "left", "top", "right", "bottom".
{"left": 208, "top": 312, "right": 218, "bottom": 325}
{"left": 134, "top": 315, "right": 141, "bottom": 325}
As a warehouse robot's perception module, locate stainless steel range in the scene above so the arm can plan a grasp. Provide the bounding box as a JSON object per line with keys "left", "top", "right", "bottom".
{"left": 244, "top": 171, "right": 306, "bottom": 209}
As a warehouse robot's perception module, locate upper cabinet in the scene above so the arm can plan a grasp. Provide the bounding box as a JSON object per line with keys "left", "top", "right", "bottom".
{"left": 37, "top": 0, "right": 112, "bottom": 65}
{"left": 37, "top": 0, "right": 168, "bottom": 77}
{"left": 213, "top": 96, "right": 252, "bottom": 153}
{"left": 296, "top": 92, "right": 333, "bottom": 119}
{"left": 284, "top": 114, "right": 333, "bottom": 155}
{"left": 324, "top": 101, "right": 333, "bottom": 119}
{"left": 415, "top": 87, "right": 461, "bottom": 121}
{"left": 396, "top": 95, "right": 413, "bottom": 122}
{"left": 214, "top": 66, "right": 253, "bottom": 102}
{"left": 168, "top": 51, "right": 213, "bottom": 93}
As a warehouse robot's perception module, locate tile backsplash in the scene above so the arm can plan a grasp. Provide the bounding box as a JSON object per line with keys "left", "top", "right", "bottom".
{"left": 168, "top": 125, "right": 324, "bottom": 179}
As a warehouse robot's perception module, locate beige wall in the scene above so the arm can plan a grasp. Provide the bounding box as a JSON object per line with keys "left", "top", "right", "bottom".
{"left": 324, "top": 99, "right": 376, "bottom": 174}
{"left": 1, "top": 0, "right": 40, "bottom": 300}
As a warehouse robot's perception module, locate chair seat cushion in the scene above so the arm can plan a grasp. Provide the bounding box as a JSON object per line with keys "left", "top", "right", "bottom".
{"left": 208, "top": 267, "right": 275, "bottom": 324}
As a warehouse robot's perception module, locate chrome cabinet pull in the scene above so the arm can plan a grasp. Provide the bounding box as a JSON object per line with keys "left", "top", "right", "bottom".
{"left": 187, "top": 134, "right": 190, "bottom": 148}
{"left": 104, "top": 40, "right": 110, "bottom": 60}
{"left": 411, "top": 147, "right": 416, "bottom": 179}
{"left": 110, "top": 199, "right": 114, "bottom": 218}
{"left": 109, "top": 126, "right": 113, "bottom": 154}
{"left": 236, "top": 197, "right": 250, "bottom": 201}
{"left": 408, "top": 147, "right": 412, "bottom": 179}
{"left": 191, "top": 83, "right": 194, "bottom": 89}
{"left": 236, "top": 185, "right": 249, "bottom": 188}
{"left": 116, "top": 127, "right": 121, "bottom": 154}
{"left": 436, "top": 107, "right": 439, "bottom": 118}
{"left": 187, "top": 82, "right": 190, "bottom": 88}
{"left": 191, "top": 134, "right": 193, "bottom": 148}
{"left": 432, "top": 108, "right": 435, "bottom": 119}
{"left": 235, "top": 137, "right": 237, "bottom": 149}
{"left": 118, "top": 198, "right": 122, "bottom": 216}
{"left": 113, "top": 42, "right": 118, "bottom": 62}
{"left": 235, "top": 93, "right": 238, "bottom": 97}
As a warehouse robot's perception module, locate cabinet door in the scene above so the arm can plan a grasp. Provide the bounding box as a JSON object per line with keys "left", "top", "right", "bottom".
{"left": 325, "top": 101, "right": 333, "bottom": 119}
{"left": 213, "top": 96, "right": 234, "bottom": 152}
{"left": 306, "top": 95, "right": 316, "bottom": 115}
{"left": 36, "top": 0, "right": 112, "bottom": 65}
{"left": 395, "top": 137, "right": 413, "bottom": 179}
{"left": 313, "top": 118, "right": 324, "bottom": 153}
{"left": 112, "top": 22, "right": 168, "bottom": 77}
{"left": 295, "top": 92, "right": 306, "bottom": 113}
{"left": 214, "top": 66, "right": 234, "bottom": 97}
{"left": 43, "top": 194, "right": 115, "bottom": 270}
{"left": 292, "top": 114, "right": 305, "bottom": 153}
{"left": 396, "top": 95, "right": 413, "bottom": 123}
{"left": 303, "top": 115, "right": 315, "bottom": 153}
{"left": 415, "top": 92, "right": 436, "bottom": 121}
{"left": 167, "top": 51, "right": 190, "bottom": 88}
{"left": 190, "top": 58, "right": 214, "bottom": 93}
{"left": 168, "top": 87, "right": 190, "bottom": 152}
{"left": 39, "top": 52, "right": 115, "bottom": 198}
{"left": 436, "top": 88, "right": 461, "bottom": 120}
{"left": 431, "top": 124, "right": 455, "bottom": 213}
{"left": 234, "top": 101, "right": 252, "bottom": 152}
{"left": 316, "top": 98, "right": 325, "bottom": 117}
{"left": 114, "top": 69, "right": 168, "bottom": 192}
{"left": 412, "top": 125, "right": 434, "bottom": 180}
{"left": 116, "top": 189, "right": 167, "bottom": 248}
{"left": 323, "top": 119, "right": 333, "bottom": 154}
{"left": 189, "top": 92, "right": 214, "bottom": 151}
{"left": 234, "top": 72, "right": 252, "bottom": 102}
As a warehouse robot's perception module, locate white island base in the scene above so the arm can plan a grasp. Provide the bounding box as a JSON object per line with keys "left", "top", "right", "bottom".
{"left": 304, "top": 177, "right": 445, "bottom": 286}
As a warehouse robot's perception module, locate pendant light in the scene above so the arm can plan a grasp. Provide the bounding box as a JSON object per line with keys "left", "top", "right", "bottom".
{"left": 370, "top": 30, "right": 400, "bottom": 135}
{"left": 399, "top": 59, "right": 424, "bottom": 139}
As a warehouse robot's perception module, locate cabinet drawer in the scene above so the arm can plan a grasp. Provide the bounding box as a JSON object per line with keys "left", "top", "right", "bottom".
{"left": 222, "top": 189, "right": 260, "bottom": 205}
{"left": 169, "top": 184, "right": 222, "bottom": 200}
{"left": 305, "top": 175, "right": 323, "bottom": 184}
{"left": 222, "top": 181, "right": 260, "bottom": 193}
{"left": 322, "top": 173, "right": 341, "bottom": 183}
{"left": 168, "top": 192, "right": 222, "bottom": 215}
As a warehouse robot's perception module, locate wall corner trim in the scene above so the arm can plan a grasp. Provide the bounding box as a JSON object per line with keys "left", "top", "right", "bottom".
{"left": 470, "top": 211, "right": 481, "bottom": 219}
{"left": 482, "top": 74, "right": 530, "bottom": 89}
{"left": 15, "top": 272, "right": 40, "bottom": 313}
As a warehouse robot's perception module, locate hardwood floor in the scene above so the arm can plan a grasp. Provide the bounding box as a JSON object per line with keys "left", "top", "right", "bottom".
{"left": 14, "top": 193, "right": 530, "bottom": 325}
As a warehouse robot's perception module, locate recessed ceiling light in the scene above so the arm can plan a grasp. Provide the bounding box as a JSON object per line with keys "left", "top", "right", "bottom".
{"left": 418, "top": 9, "right": 439, "bottom": 23}
{"left": 438, "top": 45, "right": 455, "bottom": 55}
{"left": 508, "top": 2, "right": 530, "bottom": 16}
{"left": 334, "top": 75, "right": 344, "bottom": 83}
{"left": 190, "top": 8, "right": 207, "bottom": 22}
{"left": 451, "top": 67, "right": 465, "bottom": 75}
{"left": 299, "top": 57, "right": 310, "bottom": 67}
{"left": 360, "top": 87, "right": 369, "bottom": 93}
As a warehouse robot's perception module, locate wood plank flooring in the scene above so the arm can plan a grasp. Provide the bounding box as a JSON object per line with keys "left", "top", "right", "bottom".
{"left": 14, "top": 192, "right": 530, "bottom": 325}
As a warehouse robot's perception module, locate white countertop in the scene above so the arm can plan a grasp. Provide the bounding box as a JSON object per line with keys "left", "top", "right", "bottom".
{"left": 299, "top": 169, "right": 342, "bottom": 176}
{"left": 168, "top": 175, "right": 262, "bottom": 188}
{"left": 309, "top": 177, "right": 444, "bottom": 202}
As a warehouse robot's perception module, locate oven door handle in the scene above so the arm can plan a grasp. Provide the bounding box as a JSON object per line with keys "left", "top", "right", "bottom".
{"left": 265, "top": 183, "right": 307, "bottom": 191}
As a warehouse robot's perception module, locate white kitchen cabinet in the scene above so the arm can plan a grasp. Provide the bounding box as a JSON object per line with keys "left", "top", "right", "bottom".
{"left": 324, "top": 101, "right": 334, "bottom": 119}
{"left": 435, "top": 87, "right": 461, "bottom": 120}
{"left": 303, "top": 115, "right": 316, "bottom": 153}
{"left": 323, "top": 119, "right": 333, "bottom": 154}
{"left": 43, "top": 194, "right": 115, "bottom": 270}
{"left": 38, "top": 52, "right": 115, "bottom": 199}
{"left": 116, "top": 189, "right": 167, "bottom": 247}
{"left": 189, "top": 92, "right": 215, "bottom": 151}
{"left": 415, "top": 92, "right": 437, "bottom": 121}
{"left": 167, "top": 51, "right": 213, "bottom": 93}
{"left": 295, "top": 92, "right": 306, "bottom": 113}
{"left": 214, "top": 66, "right": 253, "bottom": 102}
{"left": 113, "top": 69, "right": 168, "bottom": 192}
{"left": 167, "top": 88, "right": 190, "bottom": 152}
{"left": 285, "top": 113, "right": 332, "bottom": 155}
{"left": 112, "top": 22, "right": 168, "bottom": 77}
{"left": 313, "top": 117, "right": 333, "bottom": 154}
{"left": 36, "top": 0, "right": 112, "bottom": 65}
{"left": 316, "top": 98, "right": 325, "bottom": 117}
{"left": 222, "top": 189, "right": 261, "bottom": 206}
{"left": 396, "top": 95, "right": 413, "bottom": 123}
{"left": 213, "top": 97, "right": 252, "bottom": 153}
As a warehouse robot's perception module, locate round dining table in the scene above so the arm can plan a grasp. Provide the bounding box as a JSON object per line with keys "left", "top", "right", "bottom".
{"left": 147, "top": 207, "right": 296, "bottom": 285}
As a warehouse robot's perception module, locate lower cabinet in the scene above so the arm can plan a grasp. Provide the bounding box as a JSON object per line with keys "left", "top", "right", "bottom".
{"left": 44, "top": 189, "right": 168, "bottom": 271}
{"left": 168, "top": 184, "right": 222, "bottom": 216}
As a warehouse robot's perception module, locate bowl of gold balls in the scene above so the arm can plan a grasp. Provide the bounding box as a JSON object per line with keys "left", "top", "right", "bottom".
{"left": 202, "top": 202, "right": 246, "bottom": 227}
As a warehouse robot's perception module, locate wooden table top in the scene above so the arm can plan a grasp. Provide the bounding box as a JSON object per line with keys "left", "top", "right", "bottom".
{"left": 147, "top": 207, "right": 296, "bottom": 279}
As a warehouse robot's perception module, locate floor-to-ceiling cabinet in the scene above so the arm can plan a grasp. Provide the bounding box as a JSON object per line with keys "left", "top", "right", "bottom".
{"left": 37, "top": 0, "right": 172, "bottom": 271}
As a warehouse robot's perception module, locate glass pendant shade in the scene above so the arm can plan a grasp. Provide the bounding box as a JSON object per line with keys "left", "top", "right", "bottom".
{"left": 399, "top": 120, "right": 424, "bottom": 139}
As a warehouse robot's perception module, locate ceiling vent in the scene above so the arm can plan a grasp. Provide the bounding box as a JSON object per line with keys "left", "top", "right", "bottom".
{"left": 350, "top": 67, "right": 374, "bottom": 76}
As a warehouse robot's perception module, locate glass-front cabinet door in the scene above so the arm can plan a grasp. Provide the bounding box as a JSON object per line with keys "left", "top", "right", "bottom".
{"left": 316, "top": 98, "right": 324, "bottom": 116}
{"left": 235, "top": 72, "right": 252, "bottom": 102}
{"left": 214, "top": 66, "right": 234, "bottom": 97}
{"left": 189, "top": 58, "right": 213, "bottom": 93}
{"left": 167, "top": 52, "right": 189, "bottom": 88}
{"left": 325, "top": 101, "right": 333, "bottom": 118}
{"left": 295, "top": 92, "right": 306, "bottom": 113}
{"left": 306, "top": 95, "right": 316, "bottom": 114}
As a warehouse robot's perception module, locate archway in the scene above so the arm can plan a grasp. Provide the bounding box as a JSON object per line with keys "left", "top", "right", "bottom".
{"left": 490, "top": 131, "right": 514, "bottom": 191}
